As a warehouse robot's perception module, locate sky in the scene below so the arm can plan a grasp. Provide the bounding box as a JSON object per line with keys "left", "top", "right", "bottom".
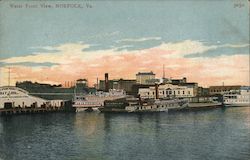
{"left": 0, "top": 0, "right": 249, "bottom": 87}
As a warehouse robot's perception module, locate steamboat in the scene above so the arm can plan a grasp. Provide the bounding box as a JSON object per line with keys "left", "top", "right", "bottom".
{"left": 223, "top": 87, "right": 250, "bottom": 107}
{"left": 99, "top": 84, "right": 189, "bottom": 113}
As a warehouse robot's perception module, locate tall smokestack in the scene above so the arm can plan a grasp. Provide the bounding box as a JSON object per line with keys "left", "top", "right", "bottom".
{"left": 155, "top": 83, "right": 159, "bottom": 99}
{"left": 105, "top": 73, "right": 109, "bottom": 92}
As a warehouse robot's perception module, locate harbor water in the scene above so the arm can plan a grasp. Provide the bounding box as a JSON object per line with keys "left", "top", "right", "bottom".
{"left": 0, "top": 107, "right": 250, "bottom": 160}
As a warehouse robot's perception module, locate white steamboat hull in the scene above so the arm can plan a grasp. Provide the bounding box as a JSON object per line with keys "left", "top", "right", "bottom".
{"left": 74, "top": 106, "right": 100, "bottom": 112}
{"left": 125, "top": 102, "right": 188, "bottom": 113}
{"left": 223, "top": 103, "right": 250, "bottom": 107}
{"left": 73, "top": 104, "right": 101, "bottom": 112}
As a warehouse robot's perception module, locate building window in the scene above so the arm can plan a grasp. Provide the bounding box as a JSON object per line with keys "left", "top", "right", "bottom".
{"left": 188, "top": 91, "right": 190, "bottom": 95}
{"left": 183, "top": 91, "right": 185, "bottom": 94}
{"left": 163, "top": 91, "right": 164, "bottom": 95}
{"left": 178, "top": 91, "right": 180, "bottom": 94}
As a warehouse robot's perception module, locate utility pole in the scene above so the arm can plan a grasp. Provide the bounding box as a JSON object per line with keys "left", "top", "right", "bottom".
{"left": 0, "top": 67, "right": 1, "bottom": 86}
{"left": 8, "top": 67, "right": 11, "bottom": 86}
{"left": 163, "top": 64, "right": 165, "bottom": 79}
{"left": 97, "top": 77, "right": 99, "bottom": 89}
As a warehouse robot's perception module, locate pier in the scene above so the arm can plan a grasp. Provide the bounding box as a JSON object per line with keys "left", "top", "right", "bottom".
{"left": 0, "top": 86, "right": 75, "bottom": 115}
{"left": 0, "top": 107, "right": 63, "bottom": 115}
{"left": 0, "top": 100, "right": 75, "bottom": 116}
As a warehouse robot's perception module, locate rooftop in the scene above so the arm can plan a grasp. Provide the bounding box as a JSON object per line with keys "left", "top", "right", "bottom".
{"left": 209, "top": 85, "right": 241, "bottom": 88}
{"left": 77, "top": 79, "right": 87, "bottom": 82}
{"left": 136, "top": 71, "right": 155, "bottom": 76}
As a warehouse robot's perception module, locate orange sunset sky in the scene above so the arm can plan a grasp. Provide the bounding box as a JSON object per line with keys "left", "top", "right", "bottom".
{"left": 0, "top": 1, "right": 249, "bottom": 88}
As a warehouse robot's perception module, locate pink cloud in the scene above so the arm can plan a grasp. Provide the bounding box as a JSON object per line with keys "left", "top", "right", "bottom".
{"left": 2, "top": 42, "right": 248, "bottom": 88}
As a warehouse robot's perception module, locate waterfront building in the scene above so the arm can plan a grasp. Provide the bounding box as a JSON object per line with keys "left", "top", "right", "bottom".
{"left": 179, "top": 83, "right": 198, "bottom": 97}
{"left": 0, "top": 86, "right": 68, "bottom": 109}
{"left": 99, "top": 80, "right": 112, "bottom": 91}
{"left": 130, "top": 84, "right": 155, "bottom": 96}
{"left": 198, "top": 87, "right": 209, "bottom": 96}
{"left": 76, "top": 79, "right": 88, "bottom": 87}
{"left": 164, "top": 77, "right": 199, "bottom": 96}
{"left": 209, "top": 85, "right": 241, "bottom": 95}
{"left": 99, "top": 79, "right": 136, "bottom": 95}
{"left": 171, "top": 77, "right": 187, "bottom": 85}
{"left": 75, "top": 79, "right": 89, "bottom": 94}
{"left": 138, "top": 84, "right": 194, "bottom": 99}
{"left": 144, "top": 78, "right": 160, "bottom": 85}
{"left": 0, "top": 86, "right": 49, "bottom": 109}
{"left": 114, "top": 79, "right": 136, "bottom": 94}
{"left": 168, "top": 77, "right": 198, "bottom": 97}
{"left": 136, "top": 71, "right": 155, "bottom": 84}
{"left": 16, "top": 81, "right": 74, "bottom": 100}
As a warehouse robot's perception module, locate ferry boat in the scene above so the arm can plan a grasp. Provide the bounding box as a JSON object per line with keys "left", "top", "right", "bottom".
{"left": 223, "top": 87, "right": 250, "bottom": 107}
{"left": 72, "top": 89, "right": 127, "bottom": 112}
{"left": 127, "top": 98, "right": 188, "bottom": 113}
{"left": 99, "top": 97, "right": 189, "bottom": 113}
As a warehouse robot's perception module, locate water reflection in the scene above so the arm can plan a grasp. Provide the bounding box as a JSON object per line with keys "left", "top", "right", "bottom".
{"left": 0, "top": 108, "right": 250, "bottom": 160}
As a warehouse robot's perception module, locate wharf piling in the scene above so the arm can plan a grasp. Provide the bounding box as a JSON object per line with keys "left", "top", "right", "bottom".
{"left": 0, "top": 101, "right": 75, "bottom": 116}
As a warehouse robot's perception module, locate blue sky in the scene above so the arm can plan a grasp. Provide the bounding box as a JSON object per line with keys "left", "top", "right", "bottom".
{"left": 0, "top": 0, "right": 249, "bottom": 86}
{"left": 0, "top": 0, "right": 249, "bottom": 59}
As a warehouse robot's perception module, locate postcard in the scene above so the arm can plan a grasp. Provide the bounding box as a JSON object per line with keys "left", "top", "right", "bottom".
{"left": 0, "top": 0, "right": 249, "bottom": 160}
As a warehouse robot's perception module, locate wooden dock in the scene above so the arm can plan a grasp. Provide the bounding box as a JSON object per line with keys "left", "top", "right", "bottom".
{"left": 0, "top": 107, "right": 64, "bottom": 115}
{"left": 0, "top": 101, "right": 75, "bottom": 116}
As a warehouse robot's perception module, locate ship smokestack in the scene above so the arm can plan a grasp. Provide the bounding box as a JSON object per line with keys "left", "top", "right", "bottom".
{"left": 138, "top": 94, "right": 143, "bottom": 105}
{"left": 105, "top": 73, "right": 109, "bottom": 92}
{"left": 155, "top": 83, "right": 159, "bottom": 99}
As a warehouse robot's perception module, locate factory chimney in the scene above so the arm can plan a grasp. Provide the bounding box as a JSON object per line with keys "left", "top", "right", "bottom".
{"left": 105, "top": 73, "right": 109, "bottom": 92}
{"left": 155, "top": 83, "right": 159, "bottom": 99}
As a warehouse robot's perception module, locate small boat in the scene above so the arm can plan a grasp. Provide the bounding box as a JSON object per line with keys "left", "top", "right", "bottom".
{"left": 223, "top": 86, "right": 250, "bottom": 107}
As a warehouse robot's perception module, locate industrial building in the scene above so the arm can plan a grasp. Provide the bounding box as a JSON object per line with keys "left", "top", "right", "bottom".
{"left": 98, "top": 73, "right": 136, "bottom": 94}
{"left": 209, "top": 85, "right": 241, "bottom": 95}
{"left": 136, "top": 71, "right": 156, "bottom": 84}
